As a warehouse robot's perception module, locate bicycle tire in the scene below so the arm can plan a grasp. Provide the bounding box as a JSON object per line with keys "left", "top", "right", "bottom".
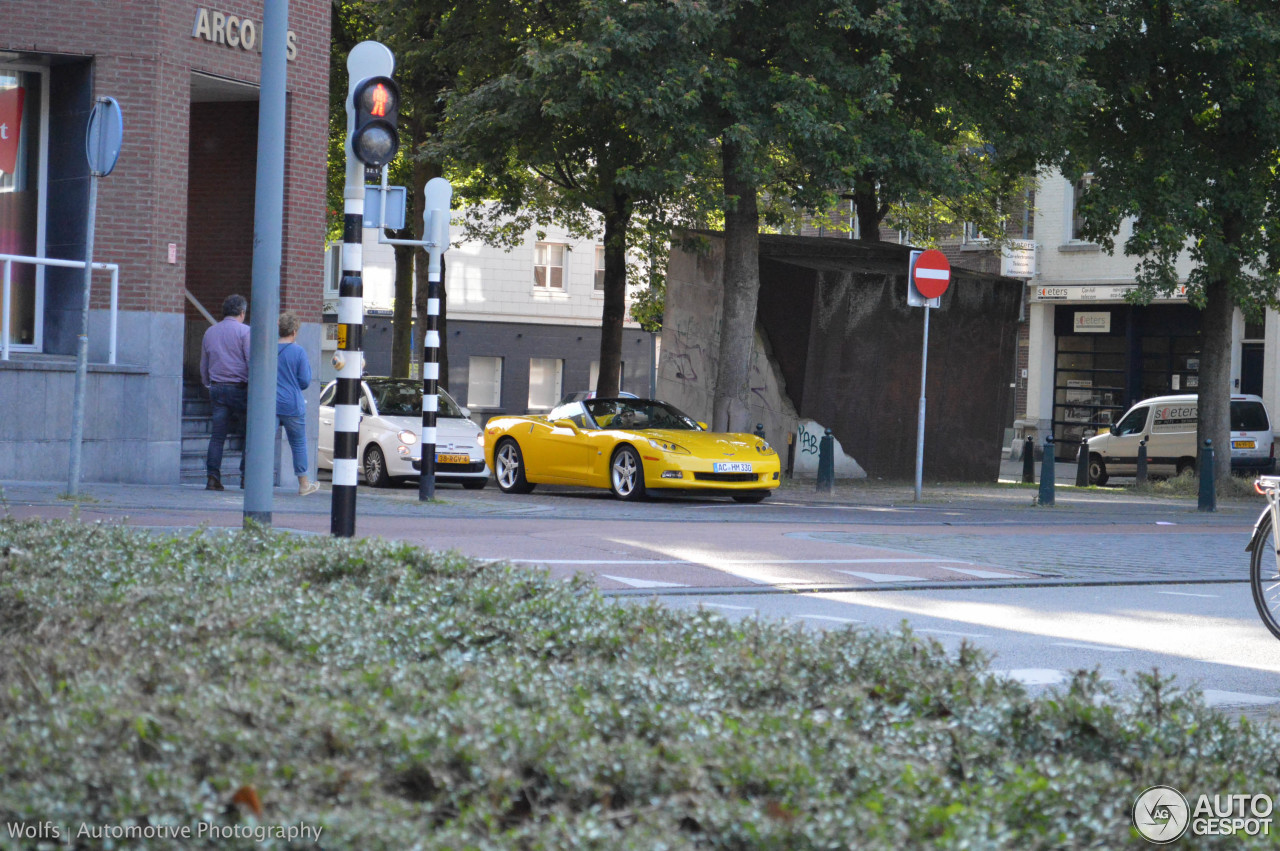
{"left": 1249, "top": 511, "right": 1280, "bottom": 640}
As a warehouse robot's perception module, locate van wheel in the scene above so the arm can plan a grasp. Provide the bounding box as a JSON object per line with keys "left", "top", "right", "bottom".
{"left": 1088, "top": 454, "right": 1108, "bottom": 486}
{"left": 1177, "top": 458, "right": 1196, "bottom": 477}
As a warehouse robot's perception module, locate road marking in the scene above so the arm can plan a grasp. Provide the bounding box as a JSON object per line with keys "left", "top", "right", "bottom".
{"left": 796, "top": 614, "right": 862, "bottom": 624}
{"left": 835, "top": 570, "right": 931, "bottom": 584}
{"left": 701, "top": 603, "right": 755, "bottom": 612}
{"left": 917, "top": 628, "right": 991, "bottom": 638}
{"left": 599, "top": 575, "right": 688, "bottom": 589}
{"left": 1202, "top": 689, "right": 1280, "bottom": 707}
{"left": 995, "top": 668, "right": 1067, "bottom": 686}
{"left": 932, "top": 565, "right": 1018, "bottom": 580}
{"left": 1051, "top": 642, "right": 1129, "bottom": 653}
{"left": 1156, "top": 590, "right": 1219, "bottom": 598}
{"left": 504, "top": 557, "right": 981, "bottom": 566}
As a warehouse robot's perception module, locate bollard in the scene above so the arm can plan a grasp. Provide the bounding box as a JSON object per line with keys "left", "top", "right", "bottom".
{"left": 754, "top": 423, "right": 766, "bottom": 440}
{"left": 1136, "top": 438, "right": 1148, "bottom": 485}
{"left": 1075, "top": 437, "right": 1089, "bottom": 487}
{"left": 816, "top": 428, "right": 835, "bottom": 493}
{"left": 1198, "top": 438, "right": 1216, "bottom": 512}
{"left": 1022, "top": 436, "right": 1035, "bottom": 484}
{"left": 1038, "top": 433, "right": 1055, "bottom": 506}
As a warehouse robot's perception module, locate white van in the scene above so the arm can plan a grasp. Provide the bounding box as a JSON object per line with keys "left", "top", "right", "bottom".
{"left": 1085, "top": 394, "right": 1275, "bottom": 485}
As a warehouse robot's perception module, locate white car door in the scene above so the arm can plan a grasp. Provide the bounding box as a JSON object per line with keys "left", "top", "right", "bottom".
{"left": 317, "top": 381, "right": 337, "bottom": 466}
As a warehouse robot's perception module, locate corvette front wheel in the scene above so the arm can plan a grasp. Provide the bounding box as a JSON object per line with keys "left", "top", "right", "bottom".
{"left": 610, "top": 446, "right": 647, "bottom": 501}
{"left": 495, "top": 439, "right": 535, "bottom": 494}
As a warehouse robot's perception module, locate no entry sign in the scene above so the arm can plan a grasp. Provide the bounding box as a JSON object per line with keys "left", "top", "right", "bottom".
{"left": 911, "top": 249, "right": 951, "bottom": 300}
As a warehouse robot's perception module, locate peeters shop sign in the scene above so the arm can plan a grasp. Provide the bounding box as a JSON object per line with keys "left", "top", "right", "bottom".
{"left": 192, "top": 7, "right": 297, "bottom": 60}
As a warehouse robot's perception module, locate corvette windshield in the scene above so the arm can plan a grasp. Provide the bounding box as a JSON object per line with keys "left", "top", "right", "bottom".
{"left": 369, "top": 381, "right": 465, "bottom": 418}
{"left": 584, "top": 399, "right": 702, "bottom": 431}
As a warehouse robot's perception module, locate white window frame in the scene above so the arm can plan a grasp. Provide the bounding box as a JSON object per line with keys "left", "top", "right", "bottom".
{"left": 0, "top": 64, "right": 49, "bottom": 353}
{"left": 593, "top": 245, "right": 605, "bottom": 292}
{"left": 527, "top": 357, "right": 564, "bottom": 410}
{"left": 1068, "top": 173, "right": 1094, "bottom": 243}
{"left": 589, "top": 360, "right": 624, "bottom": 393}
{"left": 533, "top": 242, "right": 566, "bottom": 289}
{"left": 466, "top": 356, "right": 503, "bottom": 408}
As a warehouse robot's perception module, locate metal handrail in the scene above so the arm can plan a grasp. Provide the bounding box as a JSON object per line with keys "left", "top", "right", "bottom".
{"left": 1, "top": 253, "right": 120, "bottom": 364}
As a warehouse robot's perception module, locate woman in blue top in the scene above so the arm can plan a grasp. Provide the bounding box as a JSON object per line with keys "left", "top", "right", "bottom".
{"left": 277, "top": 312, "right": 319, "bottom": 495}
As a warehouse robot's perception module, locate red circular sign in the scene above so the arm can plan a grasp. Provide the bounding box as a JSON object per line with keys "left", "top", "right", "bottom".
{"left": 912, "top": 249, "right": 952, "bottom": 299}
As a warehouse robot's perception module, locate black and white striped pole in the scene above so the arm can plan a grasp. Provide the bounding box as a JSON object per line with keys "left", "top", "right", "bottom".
{"left": 418, "top": 178, "right": 453, "bottom": 502}
{"left": 332, "top": 41, "right": 398, "bottom": 537}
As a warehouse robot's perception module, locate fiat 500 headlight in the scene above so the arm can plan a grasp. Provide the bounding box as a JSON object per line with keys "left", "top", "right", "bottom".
{"left": 398, "top": 429, "right": 418, "bottom": 445}
{"left": 649, "top": 438, "right": 690, "bottom": 455}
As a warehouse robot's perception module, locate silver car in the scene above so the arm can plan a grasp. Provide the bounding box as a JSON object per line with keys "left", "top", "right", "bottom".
{"left": 317, "top": 378, "right": 490, "bottom": 488}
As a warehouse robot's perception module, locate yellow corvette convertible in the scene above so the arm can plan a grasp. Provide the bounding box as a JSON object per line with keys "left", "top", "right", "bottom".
{"left": 484, "top": 397, "right": 780, "bottom": 502}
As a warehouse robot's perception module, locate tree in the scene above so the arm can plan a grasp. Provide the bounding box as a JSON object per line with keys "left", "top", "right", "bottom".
{"left": 434, "top": 0, "right": 721, "bottom": 397}
{"left": 1064, "top": 0, "right": 1280, "bottom": 490}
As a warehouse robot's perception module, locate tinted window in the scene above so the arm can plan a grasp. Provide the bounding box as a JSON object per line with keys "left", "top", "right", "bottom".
{"left": 367, "top": 381, "right": 466, "bottom": 418}
{"left": 1114, "top": 406, "right": 1148, "bottom": 435}
{"left": 1231, "top": 401, "right": 1271, "bottom": 431}
{"left": 584, "top": 399, "right": 701, "bottom": 431}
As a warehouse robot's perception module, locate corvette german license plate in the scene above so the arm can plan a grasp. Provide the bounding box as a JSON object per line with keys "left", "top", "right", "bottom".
{"left": 437, "top": 454, "right": 470, "bottom": 464}
{"left": 714, "top": 462, "right": 753, "bottom": 473}
{"left": 1233, "top": 440, "right": 1256, "bottom": 450}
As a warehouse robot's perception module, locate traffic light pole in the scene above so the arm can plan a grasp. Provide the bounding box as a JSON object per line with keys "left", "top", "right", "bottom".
{"left": 331, "top": 41, "right": 395, "bottom": 538}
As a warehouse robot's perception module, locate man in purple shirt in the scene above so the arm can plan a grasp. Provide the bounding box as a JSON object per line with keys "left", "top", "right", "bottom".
{"left": 200, "top": 294, "right": 251, "bottom": 490}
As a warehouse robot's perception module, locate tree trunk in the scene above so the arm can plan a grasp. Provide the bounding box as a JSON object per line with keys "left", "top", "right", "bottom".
{"left": 390, "top": 242, "right": 414, "bottom": 377}
{"left": 712, "top": 137, "right": 761, "bottom": 432}
{"left": 853, "top": 171, "right": 882, "bottom": 242}
{"left": 595, "top": 191, "right": 631, "bottom": 398}
{"left": 1198, "top": 277, "right": 1234, "bottom": 492}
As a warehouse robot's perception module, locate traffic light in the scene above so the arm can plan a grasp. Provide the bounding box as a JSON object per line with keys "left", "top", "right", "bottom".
{"left": 351, "top": 76, "right": 400, "bottom": 168}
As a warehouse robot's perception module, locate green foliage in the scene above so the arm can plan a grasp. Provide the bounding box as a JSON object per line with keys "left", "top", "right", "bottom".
{"left": 3, "top": 518, "right": 1280, "bottom": 847}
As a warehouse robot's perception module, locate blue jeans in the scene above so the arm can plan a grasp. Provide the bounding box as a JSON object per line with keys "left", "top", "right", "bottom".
{"left": 206, "top": 383, "right": 248, "bottom": 480}
{"left": 278, "top": 414, "right": 309, "bottom": 476}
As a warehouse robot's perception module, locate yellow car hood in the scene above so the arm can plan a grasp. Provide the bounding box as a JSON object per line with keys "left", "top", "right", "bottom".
{"left": 644, "top": 430, "right": 765, "bottom": 458}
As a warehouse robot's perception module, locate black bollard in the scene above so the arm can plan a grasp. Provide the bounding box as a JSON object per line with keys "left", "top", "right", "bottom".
{"left": 1022, "top": 436, "right": 1035, "bottom": 484}
{"left": 1075, "top": 437, "right": 1090, "bottom": 487}
{"left": 754, "top": 423, "right": 766, "bottom": 440}
{"left": 1038, "top": 433, "right": 1055, "bottom": 506}
{"left": 1198, "top": 438, "right": 1216, "bottom": 512}
{"left": 1136, "top": 438, "right": 1148, "bottom": 485}
{"left": 816, "top": 428, "right": 835, "bottom": 493}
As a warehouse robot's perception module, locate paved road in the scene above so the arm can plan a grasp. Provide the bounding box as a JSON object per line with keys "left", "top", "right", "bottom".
{"left": 645, "top": 582, "right": 1280, "bottom": 717}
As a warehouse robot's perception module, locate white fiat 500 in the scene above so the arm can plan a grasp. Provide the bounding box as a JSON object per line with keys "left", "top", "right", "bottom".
{"left": 317, "top": 378, "right": 490, "bottom": 488}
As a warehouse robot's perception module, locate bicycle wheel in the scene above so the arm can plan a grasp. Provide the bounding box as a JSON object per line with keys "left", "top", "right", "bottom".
{"left": 1249, "top": 511, "right": 1280, "bottom": 640}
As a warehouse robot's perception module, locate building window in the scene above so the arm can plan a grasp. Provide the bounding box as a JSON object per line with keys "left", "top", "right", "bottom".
{"left": 0, "top": 68, "right": 45, "bottom": 351}
{"left": 1070, "top": 174, "right": 1094, "bottom": 242}
{"left": 533, "top": 242, "right": 566, "bottom": 289}
{"left": 589, "top": 360, "right": 623, "bottom": 393}
{"left": 594, "top": 246, "right": 605, "bottom": 291}
{"left": 528, "top": 357, "right": 563, "bottom": 409}
{"left": 467, "top": 356, "right": 503, "bottom": 408}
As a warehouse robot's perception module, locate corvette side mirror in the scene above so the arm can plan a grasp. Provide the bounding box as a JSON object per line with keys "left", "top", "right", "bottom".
{"left": 698, "top": 422, "right": 708, "bottom": 430}
{"left": 553, "top": 419, "right": 580, "bottom": 432}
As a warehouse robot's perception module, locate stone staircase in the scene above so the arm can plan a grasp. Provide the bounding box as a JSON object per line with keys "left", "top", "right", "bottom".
{"left": 180, "top": 382, "right": 244, "bottom": 486}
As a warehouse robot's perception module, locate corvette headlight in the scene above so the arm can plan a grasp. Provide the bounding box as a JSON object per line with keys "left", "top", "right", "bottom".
{"left": 756, "top": 441, "right": 775, "bottom": 455}
{"left": 398, "top": 430, "right": 418, "bottom": 445}
{"left": 649, "top": 438, "right": 690, "bottom": 455}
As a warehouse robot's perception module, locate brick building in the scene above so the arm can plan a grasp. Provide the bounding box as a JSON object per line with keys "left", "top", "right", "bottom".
{"left": 0, "top": 1, "right": 330, "bottom": 483}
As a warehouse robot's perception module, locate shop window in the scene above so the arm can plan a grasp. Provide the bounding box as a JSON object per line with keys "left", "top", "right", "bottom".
{"left": 0, "top": 68, "right": 45, "bottom": 350}
{"left": 1052, "top": 333, "right": 1126, "bottom": 452}
{"left": 467, "top": 356, "right": 503, "bottom": 408}
{"left": 533, "top": 242, "right": 565, "bottom": 289}
{"left": 528, "top": 357, "right": 563, "bottom": 410}
{"left": 589, "top": 360, "right": 623, "bottom": 393}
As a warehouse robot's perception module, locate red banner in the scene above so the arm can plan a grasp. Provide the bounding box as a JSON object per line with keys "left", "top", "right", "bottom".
{"left": 0, "top": 88, "right": 25, "bottom": 175}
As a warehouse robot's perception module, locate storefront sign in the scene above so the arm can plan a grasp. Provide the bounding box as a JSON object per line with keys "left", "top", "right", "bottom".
{"left": 192, "top": 8, "right": 297, "bottom": 60}
{"left": 1000, "top": 239, "right": 1036, "bottom": 279}
{"left": 1031, "top": 283, "right": 1189, "bottom": 302}
{"left": 0, "top": 87, "right": 24, "bottom": 174}
{"left": 1073, "top": 311, "right": 1111, "bottom": 333}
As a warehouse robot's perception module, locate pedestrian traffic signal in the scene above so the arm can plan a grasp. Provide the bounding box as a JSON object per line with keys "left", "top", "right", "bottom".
{"left": 351, "top": 76, "right": 400, "bottom": 168}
